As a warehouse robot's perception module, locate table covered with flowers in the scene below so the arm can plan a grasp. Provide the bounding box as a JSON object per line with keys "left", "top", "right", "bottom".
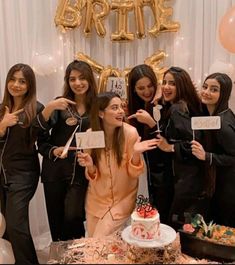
{"left": 47, "top": 231, "right": 220, "bottom": 264}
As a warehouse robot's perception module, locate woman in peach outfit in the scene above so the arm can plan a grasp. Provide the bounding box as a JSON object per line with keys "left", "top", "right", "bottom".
{"left": 77, "top": 92, "right": 159, "bottom": 237}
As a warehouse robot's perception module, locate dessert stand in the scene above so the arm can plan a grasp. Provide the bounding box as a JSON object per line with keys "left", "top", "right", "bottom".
{"left": 121, "top": 224, "right": 176, "bottom": 248}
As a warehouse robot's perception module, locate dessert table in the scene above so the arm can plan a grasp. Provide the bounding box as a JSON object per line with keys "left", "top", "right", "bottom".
{"left": 47, "top": 232, "right": 222, "bottom": 264}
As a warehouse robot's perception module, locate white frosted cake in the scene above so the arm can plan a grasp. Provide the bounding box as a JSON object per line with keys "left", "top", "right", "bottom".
{"left": 131, "top": 207, "right": 160, "bottom": 241}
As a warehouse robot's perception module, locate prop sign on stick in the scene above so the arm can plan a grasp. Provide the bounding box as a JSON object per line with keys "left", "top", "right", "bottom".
{"left": 191, "top": 116, "right": 221, "bottom": 140}
{"left": 106, "top": 77, "right": 127, "bottom": 99}
{"left": 59, "top": 123, "right": 80, "bottom": 159}
{"left": 152, "top": 104, "right": 162, "bottom": 134}
{"left": 75, "top": 131, "right": 105, "bottom": 149}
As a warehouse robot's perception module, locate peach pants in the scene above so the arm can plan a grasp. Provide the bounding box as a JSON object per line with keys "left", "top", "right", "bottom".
{"left": 86, "top": 211, "right": 129, "bottom": 238}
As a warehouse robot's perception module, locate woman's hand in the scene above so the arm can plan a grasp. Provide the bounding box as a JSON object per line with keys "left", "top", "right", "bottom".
{"left": 133, "top": 137, "right": 159, "bottom": 155}
{"left": 157, "top": 135, "right": 174, "bottom": 152}
{"left": 131, "top": 137, "right": 159, "bottom": 166}
{"left": 151, "top": 85, "right": 162, "bottom": 105}
{"left": 0, "top": 107, "right": 24, "bottom": 136}
{"left": 77, "top": 152, "right": 96, "bottom": 175}
{"left": 128, "top": 109, "right": 156, "bottom": 128}
{"left": 77, "top": 152, "right": 93, "bottom": 167}
{"left": 1, "top": 106, "right": 24, "bottom": 127}
{"left": 42, "top": 97, "right": 76, "bottom": 121}
{"left": 191, "top": 140, "right": 206, "bottom": 160}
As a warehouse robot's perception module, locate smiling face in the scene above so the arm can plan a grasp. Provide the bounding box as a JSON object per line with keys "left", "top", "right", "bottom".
{"left": 99, "top": 97, "right": 125, "bottom": 129}
{"left": 7, "top": 70, "right": 28, "bottom": 99}
{"left": 200, "top": 78, "right": 220, "bottom": 112}
{"left": 162, "top": 72, "right": 177, "bottom": 103}
{"left": 69, "top": 69, "right": 89, "bottom": 97}
{"left": 135, "top": 76, "right": 155, "bottom": 102}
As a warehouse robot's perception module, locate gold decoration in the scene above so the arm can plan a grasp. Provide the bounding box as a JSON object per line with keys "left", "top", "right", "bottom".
{"left": 54, "top": 0, "right": 85, "bottom": 31}
{"left": 76, "top": 52, "right": 103, "bottom": 74}
{"left": 111, "top": 0, "right": 134, "bottom": 42}
{"left": 75, "top": 50, "right": 166, "bottom": 93}
{"left": 144, "top": 50, "right": 168, "bottom": 82}
{"left": 84, "top": 0, "right": 110, "bottom": 37}
{"left": 148, "top": 0, "right": 180, "bottom": 37}
{"left": 133, "top": 0, "right": 146, "bottom": 39}
{"left": 55, "top": 0, "right": 180, "bottom": 40}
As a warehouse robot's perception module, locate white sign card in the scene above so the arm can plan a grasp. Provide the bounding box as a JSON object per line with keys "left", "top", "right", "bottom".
{"left": 191, "top": 116, "right": 221, "bottom": 130}
{"left": 106, "top": 77, "right": 127, "bottom": 99}
{"left": 60, "top": 124, "right": 80, "bottom": 159}
{"left": 75, "top": 131, "right": 105, "bottom": 149}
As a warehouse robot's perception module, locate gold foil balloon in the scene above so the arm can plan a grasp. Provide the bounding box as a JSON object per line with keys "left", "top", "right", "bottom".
{"left": 54, "top": 0, "right": 85, "bottom": 30}
{"left": 111, "top": 0, "right": 135, "bottom": 42}
{"left": 148, "top": 0, "right": 180, "bottom": 37}
{"left": 219, "top": 6, "right": 235, "bottom": 53}
{"left": 76, "top": 52, "right": 104, "bottom": 74}
{"left": 84, "top": 0, "right": 110, "bottom": 37}
{"left": 98, "top": 66, "right": 121, "bottom": 92}
{"left": 144, "top": 50, "right": 168, "bottom": 82}
{"left": 133, "top": 0, "right": 146, "bottom": 39}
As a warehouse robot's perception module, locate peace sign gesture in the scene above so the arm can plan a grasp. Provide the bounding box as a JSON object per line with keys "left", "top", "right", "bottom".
{"left": 2, "top": 106, "right": 24, "bottom": 127}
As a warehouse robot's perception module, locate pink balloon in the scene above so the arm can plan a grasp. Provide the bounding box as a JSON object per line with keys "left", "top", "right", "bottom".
{"left": 219, "top": 6, "right": 235, "bottom": 53}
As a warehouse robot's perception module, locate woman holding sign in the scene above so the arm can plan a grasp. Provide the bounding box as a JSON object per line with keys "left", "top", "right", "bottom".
{"left": 191, "top": 72, "right": 235, "bottom": 227}
{"left": 77, "top": 92, "right": 159, "bottom": 237}
{"left": 0, "top": 63, "right": 45, "bottom": 264}
{"left": 37, "top": 60, "right": 97, "bottom": 241}
{"left": 157, "top": 66, "right": 208, "bottom": 230}
{"left": 127, "top": 64, "right": 174, "bottom": 224}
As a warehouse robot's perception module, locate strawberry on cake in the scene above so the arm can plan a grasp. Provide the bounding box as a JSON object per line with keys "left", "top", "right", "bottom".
{"left": 131, "top": 195, "right": 160, "bottom": 241}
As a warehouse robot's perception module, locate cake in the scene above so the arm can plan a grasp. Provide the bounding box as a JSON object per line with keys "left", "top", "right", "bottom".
{"left": 131, "top": 195, "right": 160, "bottom": 241}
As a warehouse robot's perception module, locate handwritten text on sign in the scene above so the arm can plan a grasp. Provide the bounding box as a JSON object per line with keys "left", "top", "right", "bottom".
{"left": 191, "top": 116, "right": 221, "bottom": 130}
{"left": 106, "top": 77, "right": 127, "bottom": 99}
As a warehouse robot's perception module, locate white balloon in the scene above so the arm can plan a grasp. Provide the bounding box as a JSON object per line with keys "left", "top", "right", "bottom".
{"left": 209, "top": 60, "right": 235, "bottom": 81}
{"left": 32, "top": 53, "right": 57, "bottom": 76}
{"left": 0, "top": 238, "right": 15, "bottom": 264}
{"left": 0, "top": 212, "right": 6, "bottom": 238}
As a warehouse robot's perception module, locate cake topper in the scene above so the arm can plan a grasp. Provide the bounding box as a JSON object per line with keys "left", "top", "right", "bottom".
{"left": 136, "top": 195, "right": 154, "bottom": 218}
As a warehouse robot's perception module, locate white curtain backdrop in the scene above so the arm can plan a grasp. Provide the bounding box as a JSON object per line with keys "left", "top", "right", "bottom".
{"left": 1, "top": 0, "right": 235, "bottom": 250}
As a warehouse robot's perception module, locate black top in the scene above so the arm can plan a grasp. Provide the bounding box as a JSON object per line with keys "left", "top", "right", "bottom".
{"left": 37, "top": 107, "right": 90, "bottom": 185}
{"left": 0, "top": 102, "right": 45, "bottom": 184}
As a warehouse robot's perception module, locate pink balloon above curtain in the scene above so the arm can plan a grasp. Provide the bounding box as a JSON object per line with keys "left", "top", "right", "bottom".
{"left": 219, "top": 6, "right": 235, "bottom": 53}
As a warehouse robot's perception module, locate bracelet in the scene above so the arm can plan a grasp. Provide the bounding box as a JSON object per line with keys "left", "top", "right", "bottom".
{"left": 209, "top": 153, "right": 212, "bottom": 165}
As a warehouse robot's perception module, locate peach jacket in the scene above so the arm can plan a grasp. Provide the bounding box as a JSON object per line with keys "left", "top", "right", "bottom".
{"left": 85, "top": 123, "right": 144, "bottom": 220}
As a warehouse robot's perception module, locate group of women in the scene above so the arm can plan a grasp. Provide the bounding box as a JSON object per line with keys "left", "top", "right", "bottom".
{"left": 127, "top": 64, "right": 235, "bottom": 231}
{"left": 0, "top": 60, "right": 234, "bottom": 264}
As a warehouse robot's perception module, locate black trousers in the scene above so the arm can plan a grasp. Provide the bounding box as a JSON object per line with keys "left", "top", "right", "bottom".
{"left": 43, "top": 180, "right": 87, "bottom": 241}
{"left": 0, "top": 179, "right": 39, "bottom": 264}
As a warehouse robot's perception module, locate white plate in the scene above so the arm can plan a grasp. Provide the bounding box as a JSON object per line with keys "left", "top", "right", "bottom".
{"left": 121, "top": 224, "right": 176, "bottom": 248}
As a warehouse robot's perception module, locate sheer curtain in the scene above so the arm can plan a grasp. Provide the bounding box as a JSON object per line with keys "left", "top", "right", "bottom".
{"left": 1, "top": 0, "right": 235, "bottom": 250}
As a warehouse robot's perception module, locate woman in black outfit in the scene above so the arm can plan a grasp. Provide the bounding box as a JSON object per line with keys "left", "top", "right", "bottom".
{"left": 157, "top": 67, "right": 209, "bottom": 230}
{"left": 127, "top": 64, "right": 174, "bottom": 224}
{"left": 37, "top": 60, "right": 97, "bottom": 241}
{"left": 0, "top": 63, "right": 46, "bottom": 264}
{"left": 192, "top": 72, "right": 235, "bottom": 227}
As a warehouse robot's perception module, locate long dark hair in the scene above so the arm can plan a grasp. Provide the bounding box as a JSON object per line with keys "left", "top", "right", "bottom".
{"left": 62, "top": 60, "right": 97, "bottom": 114}
{"left": 203, "top": 72, "right": 232, "bottom": 115}
{"left": 163, "top": 66, "right": 202, "bottom": 116}
{"left": 127, "top": 64, "right": 158, "bottom": 115}
{"left": 127, "top": 64, "right": 158, "bottom": 137}
{"left": 0, "top": 63, "right": 37, "bottom": 127}
{"left": 90, "top": 92, "right": 125, "bottom": 168}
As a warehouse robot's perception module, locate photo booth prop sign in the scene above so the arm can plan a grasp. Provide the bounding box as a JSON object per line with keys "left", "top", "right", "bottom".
{"left": 75, "top": 131, "right": 105, "bottom": 149}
